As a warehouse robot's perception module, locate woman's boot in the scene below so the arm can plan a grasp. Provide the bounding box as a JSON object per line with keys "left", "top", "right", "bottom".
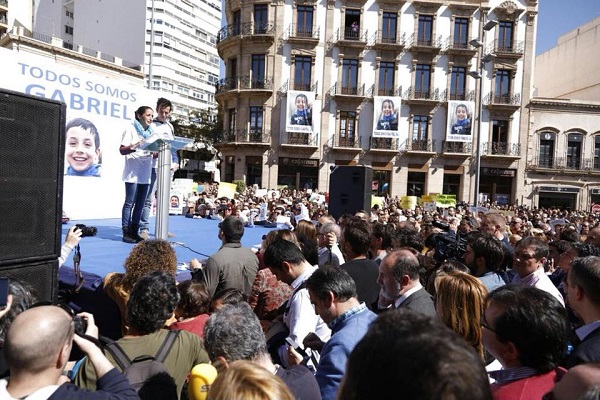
{"left": 122, "top": 226, "right": 137, "bottom": 243}
{"left": 129, "top": 225, "right": 145, "bottom": 243}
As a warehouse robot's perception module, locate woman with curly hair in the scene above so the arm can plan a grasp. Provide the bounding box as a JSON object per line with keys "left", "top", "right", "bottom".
{"left": 434, "top": 270, "right": 488, "bottom": 360}
{"left": 103, "top": 239, "right": 177, "bottom": 336}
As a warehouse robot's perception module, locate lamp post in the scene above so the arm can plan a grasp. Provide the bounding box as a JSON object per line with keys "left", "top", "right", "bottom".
{"left": 468, "top": 15, "right": 497, "bottom": 206}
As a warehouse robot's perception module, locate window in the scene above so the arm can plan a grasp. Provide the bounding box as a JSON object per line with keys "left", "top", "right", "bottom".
{"left": 567, "top": 133, "right": 582, "bottom": 169}
{"left": 296, "top": 5, "right": 313, "bottom": 37}
{"left": 453, "top": 17, "right": 469, "bottom": 48}
{"left": 229, "top": 58, "right": 237, "bottom": 80}
{"left": 382, "top": 12, "right": 397, "bottom": 43}
{"left": 339, "top": 111, "right": 357, "bottom": 146}
{"left": 344, "top": 9, "right": 361, "bottom": 40}
{"left": 294, "top": 56, "right": 312, "bottom": 91}
{"left": 450, "top": 66, "right": 466, "bottom": 100}
{"left": 491, "top": 119, "right": 509, "bottom": 155}
{"left": 443, "top": 174, "right": 460, "bottom": 196}
{"left": 254, "top": 4, "right": 268, "bottom": 34}
{"left": 341, "top": 59, "right": 359, "bottom": 94}
{"left": 249, "top": 106, "right": 264, "bottom": 135}
{"left": 66, "top": 10, "right": 74, "bottom": 18}
{"left": 228, "top": 108, "right": 236, "bottom": 133}
{"left": 378, "top": 62, "right": 395, "bottom": 96}
{"left": 65, "top": 25, "right": 73, "bottom": 35}
{"left": 498, "top": 21, "right": 514, "bottom": 52}
{"left": 414, "top": 64, "right": 431, "bottom": 98}
{"left": 233, "top": 10, "right": 241, "bottom": 35}
{"left": 494, "top": 70, "right": 511, "bottom": 103}
{"left": 417, "top": 15, "right": 433, "bottom": 45}
{"left": 412, "top": 115, "right": 429, "bottom": 142}
{"left": 407, "top": 172, "right": 425, "bottom": 196}
{"left": 539, "top": 133, "right": 555, "bottom": 168}
{"left": 595, "top": 136, "right": 600, "bottom": 170}
{"left": 251, "top": 54, "right": 266, "bottom": 88}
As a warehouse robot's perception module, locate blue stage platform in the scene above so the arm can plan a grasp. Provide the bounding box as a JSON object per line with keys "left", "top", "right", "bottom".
{"left": 61, "top": 215, "right": 271, "bottom": 278}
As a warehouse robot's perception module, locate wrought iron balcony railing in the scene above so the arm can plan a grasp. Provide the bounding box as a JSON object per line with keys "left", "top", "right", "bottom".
{"left": 217, "top": 21, "right": 275, "bottom": 43}
{"left": 404, "top": 86, "right": 442, "bottom": 101}
{"left": 370, "top": 137, "right": 400, "bottom": 151}
{"left": 215, "top": 129, "right": 271, "bottom": 144}
{"left": 484, "top": 92, "right": 521, "bottom": 106}
{"left": 282, "top": 132, "right": 318, "bottom": 146}
{"left": 373, "top": 31, "right": 406, "bottom": 46}
{"left": 239, "top": 76, "right": 274, "bottom": 90}
{"left": 286, "top": 24, "right": 320, "bottom": 40}
{"left": 442, "top": 141, "right": 472, "bottom": 154}
{"left": 408, "top": 139, "right": 436, "bottom": 152}
{"left": 329, "top": 82, "right": 371, "bottom": 97}
{"left": 332, "top": 136, "right": 361, "bottom": 149}
{"left": 407, "top": 33, "right": 443, "bottom": 48}
{"left": 482, "top": 142, "right": 521, "bottom": 156}
{"left": 487, "top": 39, "right": 525, "bottom": 55}
{"left": 448, "top": 90, "right": 475, "bottom": 101}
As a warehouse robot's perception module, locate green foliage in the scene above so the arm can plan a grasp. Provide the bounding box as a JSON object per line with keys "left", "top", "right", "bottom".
{"left": 233, "top": 180, "right": 246, "bottom": 193}
{"left": 171, "top": 106, "right": 223, "bottom": 144}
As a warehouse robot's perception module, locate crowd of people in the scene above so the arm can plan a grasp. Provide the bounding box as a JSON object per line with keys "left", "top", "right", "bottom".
{"left": 7, "top": 179, "right": 600, "bottom": 399}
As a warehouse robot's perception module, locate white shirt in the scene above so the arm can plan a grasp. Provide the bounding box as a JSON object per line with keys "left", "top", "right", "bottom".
{"left": 121, "top": 124, "right": 153, "bottom": 184}
{"left": 394, "top": 282, "right": 424, "bottom": 308}
{"left": 0, "top": 379, "right": 59, "bottom": 400}
{"left": 511, "top": 267, "right": 565, "bottom": 306}
{"left": 576, "top": 320, "right": 600, "bottom": 341}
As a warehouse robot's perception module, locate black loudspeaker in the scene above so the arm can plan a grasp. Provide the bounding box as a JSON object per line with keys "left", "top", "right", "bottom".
{"left": 0, "top": 89, "right": 66, "bottom": 302}
{"left": 328, "top": 166, "right": 373, "bottom": 220}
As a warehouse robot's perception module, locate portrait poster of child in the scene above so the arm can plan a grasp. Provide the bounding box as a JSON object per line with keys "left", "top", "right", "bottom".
{"left": 286, "top": 90, "right": 315, "bottom": 133}
{"left": 446, "top": 101, "right": 475, "bottom": 143}
{"left": 372, "top": 96, "right": 401, "bottom": 138}
{"left": 64, "top": 118, "right": 102, "bottom": 177}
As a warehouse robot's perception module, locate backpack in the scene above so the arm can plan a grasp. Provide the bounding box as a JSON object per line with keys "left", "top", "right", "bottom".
{"left": 104, "top": 330, "right": 180, "bottom": 399}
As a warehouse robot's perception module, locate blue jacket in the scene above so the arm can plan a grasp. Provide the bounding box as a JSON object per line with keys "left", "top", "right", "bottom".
{"left": 316, "top": 303, "right": 377, "bottom": 400}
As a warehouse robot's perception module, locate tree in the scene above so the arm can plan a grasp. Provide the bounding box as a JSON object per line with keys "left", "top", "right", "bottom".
{"left": 171, "top": 106, "right": 223, "bottom": 145}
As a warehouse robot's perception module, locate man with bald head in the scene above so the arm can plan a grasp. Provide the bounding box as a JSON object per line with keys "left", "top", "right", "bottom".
{"left": 374, "top": 248, "right": 435, "bottom": 317}
{"left": 0, "top": 305, "right": 136, "bottom": 399}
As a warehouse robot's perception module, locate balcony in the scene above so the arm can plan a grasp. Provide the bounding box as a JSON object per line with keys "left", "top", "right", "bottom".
{"left": 0, "top": 0, "right": 7, "bottom": 9}
{"left": 281, "top": 132, "right": 319, "bottom": 149}
{"left": 407, "top": 33, "right": 443, "bottom": 54}
{"left": 447, "top": 90, "right": 475, "bottom": 102}
{"left": 329, "top": 83, "right": 372, "bottom": 102}
{"left": 443, "top": 38, "right": 478, "bottom": 57}
{"left": 216, "top": 76, "right": 274, "bottom": 98}
{"left": 331, "top": 136, "right": 362, "bottom": 152}
{"left": 441, "top": 140, "right": 472, "bottom": 156}
{"left": 403, "top": 86, "right": 444, "bottom": 108}
{"left": 214, "top": 130, "right": 271, "bottom": 148}
{"left": 369, "top": 137, "right": 401, "bottom": 153}
{"left": 371, "top": 31, "right": 406, "bottom": 51}
{"left": 327, "top": 27, "right": 368, "bottom": 50}
{"left": 376, "top": 87, "right": 402, "bottom": 97}
{"left": 483, "top": 92, "right": 521, "bottom": 113}
{"left": 217, "top": 21, "right": 275, "bottom": 45}
{"left": 481, "top": 142, "right": 521, "bottom": 159}
{"left": 528, "top": 157, "right": 600, "bottom": 174}
{"left": 283, "top": 24, "right": 320, "bottom": 45}
{"left": 406, "top": 139, "right": 436, "bottom": 154}
{"left": 487, "top": 39, "right": 524, "bottom": 61}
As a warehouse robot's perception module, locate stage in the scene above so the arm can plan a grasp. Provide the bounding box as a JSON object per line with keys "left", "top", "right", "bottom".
{"left": 61, "top": 215, "right": 270, "bottom": 278}
{"left": 58, "top": 215, "right": 272, "bottom": 340}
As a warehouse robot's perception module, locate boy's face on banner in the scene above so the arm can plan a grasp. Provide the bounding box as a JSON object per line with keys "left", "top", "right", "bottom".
{"left": 66, "top": 126, "right": 99, "bottom": 172}
{"left": 382, "top": 102, "right": 393, "bottom": 116}
{"left": 456, "top": 106, "right": 467, "bottom": 121}
{"left": 295, "top": 96, "right": 307, "bottom": 111}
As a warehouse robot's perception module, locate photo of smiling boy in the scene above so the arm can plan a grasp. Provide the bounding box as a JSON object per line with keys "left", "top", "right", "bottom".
{"left": 65, "top": 118, "right": 101, "bottom": 177}
{"left": 450, "top": 103, "right": 471, "bottom": 135}
{"left": 290, "top": 93, "right": 312, "bottom": 126}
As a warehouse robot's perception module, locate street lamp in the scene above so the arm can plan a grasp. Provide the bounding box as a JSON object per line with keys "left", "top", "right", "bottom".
{"left": 468, "top": 15, "right": 497, "bottom": 206}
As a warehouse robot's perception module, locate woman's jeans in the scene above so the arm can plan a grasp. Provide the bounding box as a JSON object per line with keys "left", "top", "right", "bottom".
{"left": 122, "top": 182, "right": 150, "bottom": 229}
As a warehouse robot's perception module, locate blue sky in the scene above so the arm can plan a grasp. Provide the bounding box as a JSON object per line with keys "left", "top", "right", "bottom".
{"left": 536, "top": 0, "right": 600, "bottom": 55}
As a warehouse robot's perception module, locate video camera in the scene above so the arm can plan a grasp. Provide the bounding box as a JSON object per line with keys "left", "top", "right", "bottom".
{"left": 75, "top": 224, "right": 98, "bottom": 237}
{"left": 432, "top": 221, "right": 468, "bottom": 263}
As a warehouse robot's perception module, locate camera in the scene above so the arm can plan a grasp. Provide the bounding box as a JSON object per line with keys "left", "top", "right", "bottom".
{"left": 433, "top": 232, "right": 468, "bottom": 264}
{"left": 73, "top": 315, "right": 88, "bottom": 336}
{"left": 75, "top": 224, "right": 98, "bottom": 237}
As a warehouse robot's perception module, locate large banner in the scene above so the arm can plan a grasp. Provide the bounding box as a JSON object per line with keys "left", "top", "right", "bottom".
{"left": 446, "top": 100, "right": 475, "bottom": 142}
{"left": 372, "top": 96, "right": 401, "bottom": 138}
{"left": 0, "top": 48, "right": 159, "bottom": 220}
{"left": 286, "top": 90, "right": 315, "bottom": 133}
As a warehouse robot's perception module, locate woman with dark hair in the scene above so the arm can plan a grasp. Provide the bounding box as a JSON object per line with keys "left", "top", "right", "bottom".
{"left": 119, "top": 105, "right": 155, "bottom": 243}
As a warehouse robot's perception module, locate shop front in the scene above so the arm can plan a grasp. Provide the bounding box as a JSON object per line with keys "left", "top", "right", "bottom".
{"left": 479, "top": 168, "right": 516, "bottom": 205}
{"left": 278, "top": 157, "right": 319, "bottom": 190}
{"left": 538, "top": 186, "right": 579, "bottom": 210}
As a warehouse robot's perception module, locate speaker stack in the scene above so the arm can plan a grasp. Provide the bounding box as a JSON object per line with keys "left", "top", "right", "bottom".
{"left": 328, "top": 166, "right": 373, "bottom": 221}
{"left": 0, "top": 89, "right": 66, "bottom": 302}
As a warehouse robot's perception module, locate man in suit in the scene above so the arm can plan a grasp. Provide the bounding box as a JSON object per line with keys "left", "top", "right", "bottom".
{"left": 340, "top": 217, "right": 380, "bottom": 310}
{"left": 375, "top": 248, "right": 435, "bottom": 317}
{"left": 563, "top": 256, "right": 600, "bottom": 368}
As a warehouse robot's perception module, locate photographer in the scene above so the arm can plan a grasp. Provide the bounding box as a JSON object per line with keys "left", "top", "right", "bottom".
{"left": 0, "top": 306, "right": 137, "bottom": 399}
{"left": 58, "top": 225, "right": 83, "bottom": 268}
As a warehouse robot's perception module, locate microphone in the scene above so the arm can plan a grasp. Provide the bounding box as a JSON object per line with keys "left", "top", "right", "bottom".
{"left": 188, "top": 363, "right": 218, "bottom": 400}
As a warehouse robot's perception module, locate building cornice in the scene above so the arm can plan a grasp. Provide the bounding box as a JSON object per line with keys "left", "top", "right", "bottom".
{"left": 528, "top": 97, "right": 600, "bottom": 112}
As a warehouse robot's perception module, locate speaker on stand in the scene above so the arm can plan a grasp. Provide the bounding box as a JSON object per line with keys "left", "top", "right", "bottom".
{"left": 328, "top": 166, "right": 373, "bottom": 221}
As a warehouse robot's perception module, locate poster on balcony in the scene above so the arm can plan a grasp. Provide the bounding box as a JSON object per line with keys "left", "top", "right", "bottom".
{"left": 372, "top": 96, "right": 401, "bottom": 138}
{"left": 286, "top": 90, "right": 315, "bottom": 133}
{"left": 446, "top": 100, "right": 475, "bottom": 142}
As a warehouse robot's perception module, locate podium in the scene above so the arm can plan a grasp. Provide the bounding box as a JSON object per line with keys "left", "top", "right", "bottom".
{"left": 140, "top": 134, "right": 192, "bottom": 239}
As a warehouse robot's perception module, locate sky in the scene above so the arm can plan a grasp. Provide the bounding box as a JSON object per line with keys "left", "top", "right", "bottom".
{"left": 536, "top": 0, "right": 600, "bottom": 55}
